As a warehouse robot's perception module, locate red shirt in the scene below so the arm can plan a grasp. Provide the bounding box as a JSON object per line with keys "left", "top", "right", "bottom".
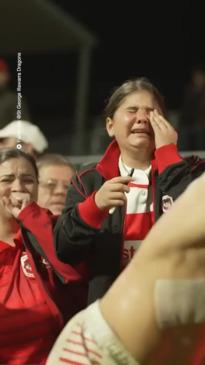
{"left": 0, "top": 232, "right": 61, "bottom": 365}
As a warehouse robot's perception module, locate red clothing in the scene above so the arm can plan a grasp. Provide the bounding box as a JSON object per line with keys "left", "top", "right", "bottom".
{"left": 0, "top": 203, "right": 87, "bottom": 365}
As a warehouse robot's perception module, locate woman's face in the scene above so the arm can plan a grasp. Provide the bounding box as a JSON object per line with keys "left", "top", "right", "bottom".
{"left": 0, "top": 157, "right": 38, "bottom": 217}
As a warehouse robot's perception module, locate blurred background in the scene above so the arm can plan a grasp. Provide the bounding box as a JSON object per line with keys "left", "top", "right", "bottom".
{"left": 0, "top": 0, "right": 205, "bottom": 160}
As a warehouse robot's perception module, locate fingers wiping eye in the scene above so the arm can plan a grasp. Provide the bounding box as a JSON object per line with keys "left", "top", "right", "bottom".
{"left": 150, "top": 114, "right": 160, "bottom": 128}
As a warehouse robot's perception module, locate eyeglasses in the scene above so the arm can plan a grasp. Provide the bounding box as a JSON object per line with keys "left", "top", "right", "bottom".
{"left": 39, "top": 179, "right": 70, "bottom": 192}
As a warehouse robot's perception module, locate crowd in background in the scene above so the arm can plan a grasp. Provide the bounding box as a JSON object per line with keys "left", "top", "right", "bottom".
{"left": 1, "top": 58, "right": 205, "bottom": 157}
{"left": 1, "top": 56, "right": 205, "bottom": 365}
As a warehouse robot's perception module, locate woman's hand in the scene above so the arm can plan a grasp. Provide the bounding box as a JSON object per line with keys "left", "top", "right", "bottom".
{"left": 2, "top": 192, "right": 32, "bottom": 218}
{"left": 150, "top": 109, "right": 178, "bottom": 148}
{"left": 95, "top": 176, "right": 133, "bottom": 210}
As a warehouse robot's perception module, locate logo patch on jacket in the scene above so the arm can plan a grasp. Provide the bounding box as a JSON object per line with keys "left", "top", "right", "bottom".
{"left": 162, "top": 195, "right": 173, "bottom": 213}
{"left": 41, "top": 257, "right": 51, "bottom": 269}
{"left": 20, "top": 253, "right": 35, "bottom": 278}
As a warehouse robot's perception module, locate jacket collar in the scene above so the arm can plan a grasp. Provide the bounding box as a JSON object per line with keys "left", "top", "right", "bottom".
{"left": 96, "top": 140, "right": 120, "bottom": 180}
{"left": 96, "top": 139, "right": 156, "bottom": 180}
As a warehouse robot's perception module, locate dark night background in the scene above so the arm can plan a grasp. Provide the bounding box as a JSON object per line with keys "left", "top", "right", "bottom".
{"left": 2, "top": 0, "right": 205, "bottom": 154}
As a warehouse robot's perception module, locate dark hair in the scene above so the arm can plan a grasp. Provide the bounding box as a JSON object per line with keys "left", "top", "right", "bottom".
{"left": 104, "top": 77, "right": 166, "bottom": 119}
{"left": 0, "top": 148, "right": 38, "bottom": 178}
{"left": 36, "top": 153, "right": 75, "bottom": 173}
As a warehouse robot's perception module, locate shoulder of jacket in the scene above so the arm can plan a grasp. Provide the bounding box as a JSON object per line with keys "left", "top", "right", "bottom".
{"left": 185, "top": 155, "right": 204, "bottom": 166}
{"left": 185, "top": 155, "right": 205, "bottom": 174}
{"left": 71, "top": 163, "right": 104, "bottom": 197}
{"left": 78, "top": 163, "right": 104, "bottom": 182}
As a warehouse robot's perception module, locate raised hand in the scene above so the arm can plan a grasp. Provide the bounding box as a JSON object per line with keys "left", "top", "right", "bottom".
{"left": 150, "top": 109, "right": 178, "bottom": 149}
{"left": 94, "top": 176, "right": 133, "bottom": 210}
{"left": 2, "top": 192, "right": 32, "bottom": 218}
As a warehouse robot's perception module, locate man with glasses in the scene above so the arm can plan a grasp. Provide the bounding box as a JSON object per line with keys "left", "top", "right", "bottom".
{"left": 37, "top": 153, "right": 75, "bottom": 215}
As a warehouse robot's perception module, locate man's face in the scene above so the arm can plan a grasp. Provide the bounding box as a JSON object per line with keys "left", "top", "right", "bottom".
{"left": 38, "top": 164, "right": 74, "bottom": 215}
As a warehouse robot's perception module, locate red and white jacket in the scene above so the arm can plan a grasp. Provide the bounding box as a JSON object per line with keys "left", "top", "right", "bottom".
{"left": 54, "top": 140, "right": 205, "bottom": 304}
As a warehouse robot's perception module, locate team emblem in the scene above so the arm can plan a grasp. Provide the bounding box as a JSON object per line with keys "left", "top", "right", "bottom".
{"left": 20, "top": 253, "right": 35, "bottom": 278}
{"left": 162, "top": 195, "right": 173, "bottom": 213}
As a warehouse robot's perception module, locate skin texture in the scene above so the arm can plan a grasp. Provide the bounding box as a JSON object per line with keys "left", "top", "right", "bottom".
{"left": 100, "top": 173, "right": 205, "bottom": 364}
{"left": 95, "top": 90, "right": 177, "bottom": 212}
{"left": 37, "top": 164, "right": 74, "bottom": 215}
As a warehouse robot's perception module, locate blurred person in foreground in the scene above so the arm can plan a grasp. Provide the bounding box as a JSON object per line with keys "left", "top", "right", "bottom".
{"left": 0, "top": 148, "right": 87, "bottom": 365}
{"left": 54, "top": 77, "right": 205, "bottom": 304}
{"left": 48, "top": 173, "right": 205, "bottom": 365}
{"left": 37, "top": 153, "right": 75, "bottom": 215}
{"left": 0, "top": 119, "right": 48, "bottom": 158}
